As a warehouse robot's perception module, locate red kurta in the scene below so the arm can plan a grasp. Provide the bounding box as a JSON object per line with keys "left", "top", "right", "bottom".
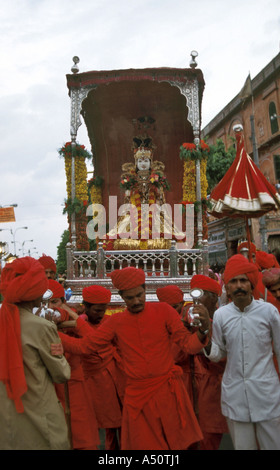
{"left": 82, "top": 317, "right": 126, "bottom": 428}
{"left": 60, "top": 302, "right": 208, "bottom": 450}
{"left": 172, "top": 305, "right": 228, "bottom": 450}
{"left": 55, "top": 349, "right": 100, "bottom": 450}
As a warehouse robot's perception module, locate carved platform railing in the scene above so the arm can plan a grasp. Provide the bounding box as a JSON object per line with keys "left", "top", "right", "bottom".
{"left": 66, "top": 240, "right": 209, "bottom": 304}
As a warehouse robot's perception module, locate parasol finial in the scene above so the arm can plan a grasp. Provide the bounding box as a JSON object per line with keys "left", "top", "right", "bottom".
{"left": 233, "top": 124, "right": 243, "bottom": 133}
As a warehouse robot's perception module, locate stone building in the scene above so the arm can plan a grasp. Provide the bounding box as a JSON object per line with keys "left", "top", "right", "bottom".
{"left": 202, "top": 52, "right": 280, "bottom": 267}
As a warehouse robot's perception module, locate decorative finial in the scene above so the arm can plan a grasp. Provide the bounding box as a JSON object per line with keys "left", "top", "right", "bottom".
{"left": 233, "top": 124, "right": 243, "bottom": 132}
{"left": 190, "top": 50, "right": 198, "bottom": 68}
{"left": 71, "top": 56, "right": 80, "bottom": 74}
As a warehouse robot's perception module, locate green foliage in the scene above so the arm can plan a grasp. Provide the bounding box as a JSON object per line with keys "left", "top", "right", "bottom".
{"left": 206, "top": 138, "right": 236, "bottom": 193}
{"left": 63, "top": 197, "right": 88, "bottom": 216}
{"left": 56, "top": 230, "right": 70, "bottom": 275}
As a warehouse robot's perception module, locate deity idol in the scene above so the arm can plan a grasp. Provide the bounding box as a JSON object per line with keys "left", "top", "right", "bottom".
{"left": 103, "top": 136, "right": 186, "bottom": 250}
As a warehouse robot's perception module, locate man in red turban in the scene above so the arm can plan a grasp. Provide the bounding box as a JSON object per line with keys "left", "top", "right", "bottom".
{"left": 38, "top": 254, "right": 57, "bottom": 279}
{"left": 188, "top": 275, "right": 227, "bottom": 450}
{"left": 205, "top": 254, "right": 280, "bottom": 450}
{"left": 56, "top": 267, "right": 211, "bottom": 450}
{"left": 0, "top": 257, "right": 71, "bottom": 450}
{"left": 156, "top": 285, "right": 184, "bottom": 313}
{"left": 262, "top": 268, "right": 280, "bottom": 309}
{"left": 76, "top": 285, "right": 125, "bottom": 450}
{"left": 256, "top": 251, "right": 280, "bottom": 270}
{"left": 157, "top": 278, "right": 227, "bottom": 450}
{"left": 46, "top": 279, "right": 100, "bottom": 450}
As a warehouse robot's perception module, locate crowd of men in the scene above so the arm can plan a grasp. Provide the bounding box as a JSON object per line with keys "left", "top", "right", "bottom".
{"left": 0, "top": 243, "right": 280, "bottom": 450}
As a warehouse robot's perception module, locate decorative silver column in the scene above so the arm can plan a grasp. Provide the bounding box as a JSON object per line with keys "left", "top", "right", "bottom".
{"left": 166, "top": 54, "right": 203, "bottom": 247}
{"left": 68, "top": 57, "right": 96, "bottom": 249}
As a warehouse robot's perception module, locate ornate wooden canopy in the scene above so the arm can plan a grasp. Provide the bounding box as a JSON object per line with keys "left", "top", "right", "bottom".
{"left": 66, "top": 65, "right": 205, "bottom": 213}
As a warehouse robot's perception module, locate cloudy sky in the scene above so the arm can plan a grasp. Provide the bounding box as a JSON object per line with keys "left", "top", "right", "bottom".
{"left": 0, "top": 0, "right": 279, "bottom": 262}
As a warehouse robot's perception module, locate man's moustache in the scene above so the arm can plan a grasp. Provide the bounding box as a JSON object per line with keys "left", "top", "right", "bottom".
{"left": 233, "top": 289, "right": 247, "bottom": 295}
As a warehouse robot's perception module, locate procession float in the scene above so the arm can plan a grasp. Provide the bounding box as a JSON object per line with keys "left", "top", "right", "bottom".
{"left": 61, "top": 53, "right": 210, "bottom": 306}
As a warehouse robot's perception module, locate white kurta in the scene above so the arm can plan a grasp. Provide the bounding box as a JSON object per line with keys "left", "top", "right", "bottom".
{"left": 206, "top": 299, "right": 280, "bottom": 422}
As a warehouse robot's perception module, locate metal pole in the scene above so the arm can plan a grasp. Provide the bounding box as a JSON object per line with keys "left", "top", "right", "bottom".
{"left": 195, "top": 152, "right": 203, "bottom": 248}
{"left": 169, "top": 239, "right": 178, "bottom": 277}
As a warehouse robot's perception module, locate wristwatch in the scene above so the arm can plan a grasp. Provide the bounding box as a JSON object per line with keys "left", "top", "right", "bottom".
{"left": 199, "top": 327, "right": 209, "bottom": 335}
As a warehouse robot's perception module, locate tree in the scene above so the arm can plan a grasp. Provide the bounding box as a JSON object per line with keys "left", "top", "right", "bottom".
{"left": 56, "top": 230, "right": 70, "bottom": 275}
{"left": 206, "top": 138, "right": 236, "bottom": 193}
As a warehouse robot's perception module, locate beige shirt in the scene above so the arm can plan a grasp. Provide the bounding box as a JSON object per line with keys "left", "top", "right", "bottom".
{"left": 0, "top": 307, "right": 71, "bottom": 450}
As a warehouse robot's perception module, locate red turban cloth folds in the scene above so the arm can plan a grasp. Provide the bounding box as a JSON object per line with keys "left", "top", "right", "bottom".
{"left": 0, "top": 257, "right": 48, "bottom": 413}
{"left": 109, "top": 267, "right": 146, "bottom": 291}
{"left": 38, "top": 254, "right": 57, "bottom": 273}
{"left": 190, "top": 274, "right": 222, "bottom": 296}
{"left": 256, "top": 251, "right": 280, "bottom": 270}
{"left": 48, "top": 279, "right": 65, "bottom": 299}
{"left": 262, "top": 268, "right": 280, "bottom": 288}
{"left": 82, "top": 285, "right": 111, "bottom": 304}
{"left": 224, "top": 254, "right": 259, "bottom": 288}
{"left": 156, "top": 285, "right": 184, "bottom": 304}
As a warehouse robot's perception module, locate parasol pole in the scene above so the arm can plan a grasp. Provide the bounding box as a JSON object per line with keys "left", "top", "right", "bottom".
{"left": 245, "top": 217, "right": 252, "bottom": 262}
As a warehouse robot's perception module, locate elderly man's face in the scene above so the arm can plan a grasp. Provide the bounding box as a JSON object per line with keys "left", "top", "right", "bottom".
{"left": 225, "top": 274, "right": 252, "bottom": 304}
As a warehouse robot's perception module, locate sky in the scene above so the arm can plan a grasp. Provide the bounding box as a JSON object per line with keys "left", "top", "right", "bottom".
{"left": 0, "top": 0, "right": 279, "bottom": 262}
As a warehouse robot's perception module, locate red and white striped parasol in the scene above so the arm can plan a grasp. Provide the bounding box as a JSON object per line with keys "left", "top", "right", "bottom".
{"left": 209, "top": 125, "right": 280, "bottom": 258}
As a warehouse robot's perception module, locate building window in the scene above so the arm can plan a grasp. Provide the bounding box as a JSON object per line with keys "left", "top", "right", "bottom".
{"left": 274, "top": 155, "right": 280, "bottom": 182}
{"left": 269, "top": 102, "right": 279, "bottom": 134}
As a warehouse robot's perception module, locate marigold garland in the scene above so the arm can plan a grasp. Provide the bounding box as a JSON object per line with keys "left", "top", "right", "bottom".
{"left": 59, "top": 141, "right": 92, "bottom": 251}
{"left": 88, "top": 175, "right": 103, "bottom": 219}
{"left": 180, "top": 140, "right": 209, "bottom": 243}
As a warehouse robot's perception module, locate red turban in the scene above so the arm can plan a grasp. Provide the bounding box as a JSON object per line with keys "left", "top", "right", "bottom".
{"left": 0, "top": 257, "right": 48, "bottom": 413}
{"left": 48, "top": 279, "right": 65, "bottom": 299}
{"left": 82, "top": 285, "right": 111, "bottom": 304}
{"left": 256, "top": 251, "right": 280, "bottom": 270}
{"left": 156, "top": 285, "right": 184, "bottom": 304}
{"left": 262, "top": 268, "right": 280, "bottom": 288}
{"left": 109, "top": 267, "right": 146, "bottom": 291}
{"left": 190, "top": 274, "right": 222, "bottom": 296}
{"left": 237, "top": 242, "right": 257, "bottom": 254}
{"left": 38, "top": 254, "right": 57, "bottom": 273}
{"left": 224, "top": 254, "right": 259, "bottom": 287}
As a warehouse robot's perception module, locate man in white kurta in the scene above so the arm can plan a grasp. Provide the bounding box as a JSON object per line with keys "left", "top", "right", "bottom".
{"left": 205, "top": 254, "right": 280, "bottom": 450}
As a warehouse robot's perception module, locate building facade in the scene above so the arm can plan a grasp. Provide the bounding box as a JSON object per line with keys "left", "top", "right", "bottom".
{"left": 202, "top": 53, "right": 280, "bottom": 267}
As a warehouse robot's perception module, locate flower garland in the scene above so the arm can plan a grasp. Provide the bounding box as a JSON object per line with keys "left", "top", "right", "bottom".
{"left": 120, "top": 171, "right": 170, "bottom": 192}
{"left": 120, "top": 173, "right": 138, "bottom": 190}
{"left": 58, "top": 141, "right": 92, "bottom": 160}
{"left": 180, "top": 140, "right": 210, "bottom": 243}
{"left": 63, "top": 197, "right": 88, "bottom": 216}
{"left": 59, "top": 141, "right": 92, "bottom": 251}
{"left": 149, "top": 172, "right": 170, "bottom": 191}
{"left": 179, "top": 140, "right": 210, "bottom": 161}
{"left": 88, "top": 175, "right": 103, "bottom": 206}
